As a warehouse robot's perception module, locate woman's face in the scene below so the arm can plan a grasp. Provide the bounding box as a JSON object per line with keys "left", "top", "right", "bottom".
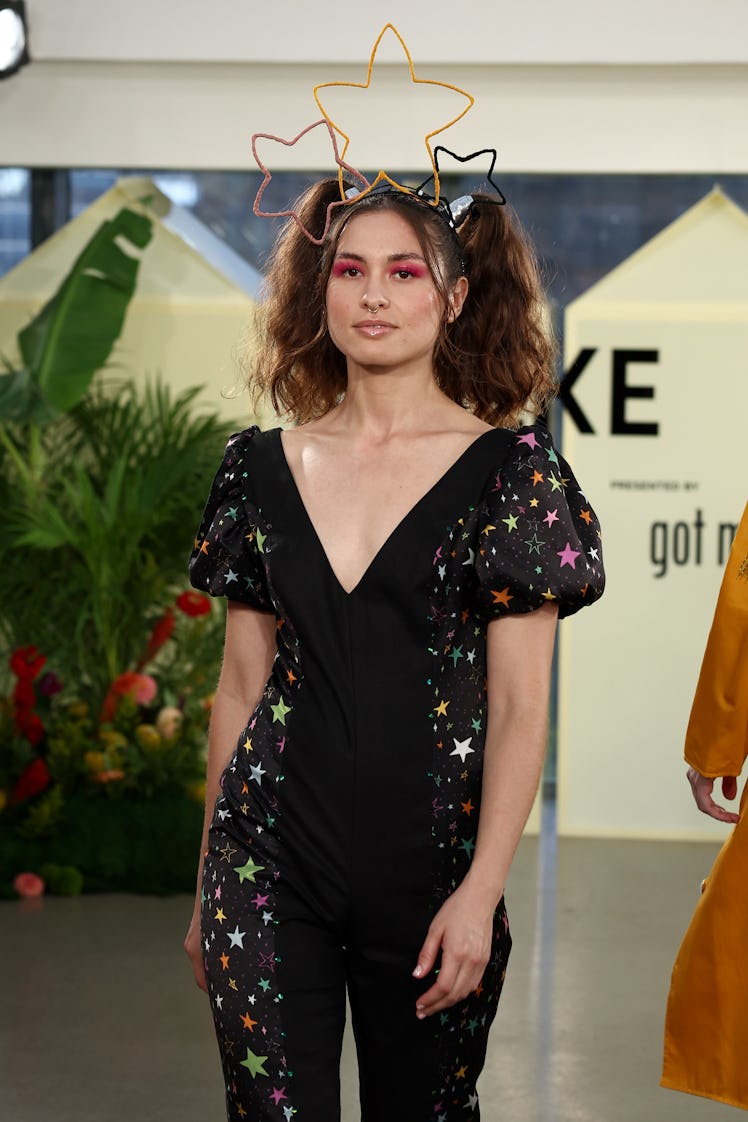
{"left": 325, "top": 208, "right": 465, "bottom": 373}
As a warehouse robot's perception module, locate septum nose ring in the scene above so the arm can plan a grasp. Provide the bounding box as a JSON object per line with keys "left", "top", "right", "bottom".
{"left": 364, "top": 298, "right": 383, "bottom": 314}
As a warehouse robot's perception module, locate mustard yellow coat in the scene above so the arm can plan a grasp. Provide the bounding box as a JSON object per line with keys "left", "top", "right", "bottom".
{"left": 662, "top": 502, "right": 748, "bottom": 1110}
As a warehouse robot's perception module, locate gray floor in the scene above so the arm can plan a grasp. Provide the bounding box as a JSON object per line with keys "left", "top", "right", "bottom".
{"left": 0, "top": 831, "right": 737, "bottom": 1122}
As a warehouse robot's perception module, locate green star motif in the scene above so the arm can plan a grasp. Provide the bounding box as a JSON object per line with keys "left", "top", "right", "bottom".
{"left": 459, "top": 836, "right": 476, "bottom": 858}
{"left": 546, "top": 446, "right": 560, "bottom": 466}
{"left": 548, "top": 472, "right": 564, "bottom": 492}
{"left": 258, "top": 978, "right": 272, "bottom": 992}
{"left": 271, "top": 697, "right": 292, "bottom": 725}
{"left": 255, "top": 527, "right": 267, "bottom": 553}
{"left": 470, "top": 717, "right": 482, "bottom": 734}
{"left": 502, "top": 513, "right": 519, "bottom": 532}
{"left": 240, "top": 1048, "right": 269, "bottom": 1079}
{"left": 448, "top": 645, "right": 463, "bottom": 666}
{"left": 234, "top": 857, "right": 265, "bottom": 884}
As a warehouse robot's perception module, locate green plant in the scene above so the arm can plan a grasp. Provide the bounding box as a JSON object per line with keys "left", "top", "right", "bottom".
{"left": 0, "top": 379, "right": 232, "bottom": 702}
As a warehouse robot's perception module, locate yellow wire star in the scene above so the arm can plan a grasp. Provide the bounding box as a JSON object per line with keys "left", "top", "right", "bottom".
{"left": 313, "top": 24, "right": 474, "bottom": 205}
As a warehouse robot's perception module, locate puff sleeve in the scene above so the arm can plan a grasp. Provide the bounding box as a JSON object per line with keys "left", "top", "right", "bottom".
{"left": 474, "top": 425, "right": 604, "bottom": 621}
{"left": 189, "top": 427, "right": 273, "bottom": 611}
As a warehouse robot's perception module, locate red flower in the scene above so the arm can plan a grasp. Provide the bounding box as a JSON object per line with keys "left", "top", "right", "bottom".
{"left": 10, "top": 646, "right": 47, "bottom": 681}
{"left": 176, "top": 590, "right": 211, "bottom": 618}
{"left": 137, "top": 608, "right": 176, "bottom": 668}
{"left": 15, "top": 709, "right": 44, "bottom": 745}
{"left": 11, "top": 758, "right": 51, "bottom": 804}
{"left": 13, "top": 678, "right": 36, "bottom": 710}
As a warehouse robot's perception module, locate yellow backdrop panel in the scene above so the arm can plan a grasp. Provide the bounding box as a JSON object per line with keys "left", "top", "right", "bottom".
{"left": 559, "top": 189, "right": 748, "bottom": 839}
{"left": 0, "top": 177, "right": 260, "bottom": 426}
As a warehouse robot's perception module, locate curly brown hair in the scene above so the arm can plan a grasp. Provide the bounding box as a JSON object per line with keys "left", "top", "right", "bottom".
{"left": 248, "top": 179, "right": 557, "bottom": 427}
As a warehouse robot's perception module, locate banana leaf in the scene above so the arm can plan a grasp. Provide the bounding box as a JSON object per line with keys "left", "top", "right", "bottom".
{"left": 7, "top": 207, "right": 152, "bottom": 419}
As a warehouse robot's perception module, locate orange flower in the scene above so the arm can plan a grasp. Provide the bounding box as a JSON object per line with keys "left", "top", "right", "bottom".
{"left": 94, "top": 769, "right": 125, "bottom": 784}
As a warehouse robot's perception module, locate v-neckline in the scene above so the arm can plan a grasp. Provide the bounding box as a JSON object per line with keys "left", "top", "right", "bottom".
{"left": 274, "top": 427, "right": 497, "bottom": 598}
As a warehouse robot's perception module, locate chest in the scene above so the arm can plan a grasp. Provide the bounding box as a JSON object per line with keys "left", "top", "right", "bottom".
{"left": 280, "top": 435, "right": 489, "bottom": 595}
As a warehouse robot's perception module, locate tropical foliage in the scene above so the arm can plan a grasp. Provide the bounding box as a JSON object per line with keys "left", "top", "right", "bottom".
{"left": 0, "top": 205, "right": 238, "bottom": 894}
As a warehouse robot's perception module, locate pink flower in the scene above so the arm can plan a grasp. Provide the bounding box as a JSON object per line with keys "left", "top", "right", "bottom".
{"left": 101, "top": 672, "right": 157, "bottom": 720}
{"left": 13, "top": 872, "right": 45, "bottom": 898}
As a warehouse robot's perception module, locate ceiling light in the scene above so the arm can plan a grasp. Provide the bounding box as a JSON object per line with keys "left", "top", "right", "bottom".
{"left": 0, "top": 1, "right": 29, "bottom": 80}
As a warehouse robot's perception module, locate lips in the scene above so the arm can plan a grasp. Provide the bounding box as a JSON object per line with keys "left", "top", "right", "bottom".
{"left": 353, "top": 319, "right": 396, "bottom": 339}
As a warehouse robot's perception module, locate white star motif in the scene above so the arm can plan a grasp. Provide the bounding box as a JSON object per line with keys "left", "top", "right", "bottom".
{"left": 250, "top": 762, "right": 267, "bottom": 785}
{"left": 450, "top": 737, "right": 474, "bottom": 762}
{"left": 225, "top": 568, "right": 238, "bottom": 584}
{"left": 228, "top": 925, "right": 246, "bottom": 948}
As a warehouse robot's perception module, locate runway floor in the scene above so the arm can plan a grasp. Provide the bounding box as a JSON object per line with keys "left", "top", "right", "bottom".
{"left": 1, "top": 829, "right": 736, "bottom": 1121}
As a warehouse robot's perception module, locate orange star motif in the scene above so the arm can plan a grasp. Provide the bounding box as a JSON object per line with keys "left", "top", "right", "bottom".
{"left": 490, "top": 587, "right": 513, "bottom": 608}
{"left": 531, "top": 470, "right": 544, "bottom": 486}
{"left": 579, "top": 509, "right": 593, "bottom": 524}
{"left": 461, "top": 798, "right": 475, "bottom": 816}
{"left": 241, "top": 1012, "right": 258, "bottom": 1031}
{"left": 220, "top": 953, "right": 230, "bottom": 970}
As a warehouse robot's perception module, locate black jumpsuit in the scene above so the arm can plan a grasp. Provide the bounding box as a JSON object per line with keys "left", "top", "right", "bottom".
{"left": 189, "top": 422, "right": 604, "bottom": 1122}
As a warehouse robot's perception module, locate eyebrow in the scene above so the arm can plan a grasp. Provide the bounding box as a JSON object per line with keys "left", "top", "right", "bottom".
{"left": 333, "top": 251, "right": 427, "bottom": 263}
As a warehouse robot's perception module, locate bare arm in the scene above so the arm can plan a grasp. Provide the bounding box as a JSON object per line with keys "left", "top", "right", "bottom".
{"left": 414, "top": 602, "right": 558, "bottom": 1017}
{"left": 184, "top": 601, "right": 276, "bottom": 990}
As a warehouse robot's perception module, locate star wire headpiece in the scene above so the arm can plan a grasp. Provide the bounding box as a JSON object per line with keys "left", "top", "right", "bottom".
{"left": 250, "top": 24, "right": 505, "bottom": 246}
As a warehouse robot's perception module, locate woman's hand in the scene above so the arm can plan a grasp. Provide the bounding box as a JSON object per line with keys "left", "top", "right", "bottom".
{"left": 412, "top": 882, "right": 495, "bottom": 1019}
{"left": 687, "top": 767, "right": 740, "bottom": 824}
{"left": 184, "top": 912, "right": 208, "bottom": 993}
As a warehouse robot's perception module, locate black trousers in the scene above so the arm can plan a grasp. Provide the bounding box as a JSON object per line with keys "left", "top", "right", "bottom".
{"left": 201, "top": 829, "right": 512, "bottom": 1122}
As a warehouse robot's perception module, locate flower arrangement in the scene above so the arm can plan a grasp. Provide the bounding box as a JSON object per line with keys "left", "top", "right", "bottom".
{"left": 0, "top": 587, "right": 224, "bottom": 896}
{"left": 0, "top": 202, "right": 237, "bottom": 896}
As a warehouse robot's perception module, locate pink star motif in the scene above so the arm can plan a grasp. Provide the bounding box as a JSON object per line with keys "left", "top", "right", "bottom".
{"left": 214, "top": 886, "right": 222, "bottom": 900}
{"left": 270, "top": 1088, "right": 288, "bottom": 1105}
{"left": 515, "top": 431, "right": 539, "bottom": 450}
{"left": 557, "top": 542, "right": 581, "bottom": 569}
{"left": 251, "top": 892, "right": 270, "bottom": 910}
{"left": 544, "top": 509, "right": 559, "bottom": 527}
